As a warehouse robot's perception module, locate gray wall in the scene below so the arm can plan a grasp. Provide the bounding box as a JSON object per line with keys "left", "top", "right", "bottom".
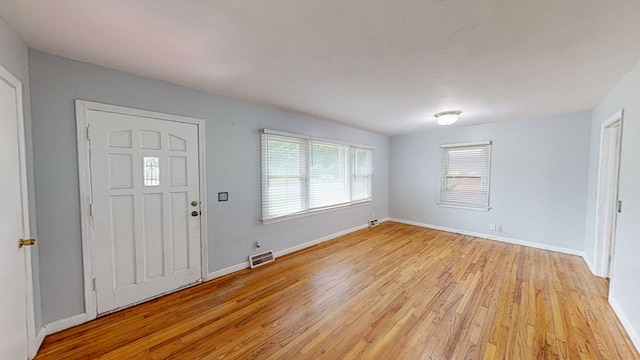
{"left": 586, "top": 61, "right": 640, "bottom": 345}
{"left": 0, "top": 16, "right": 42, "bottom": 329}
{"left": 29, "top": 50, "right": 389, "bottom": 324}
{"left": 389, "top": 112, "right": 591, "bottom": 251}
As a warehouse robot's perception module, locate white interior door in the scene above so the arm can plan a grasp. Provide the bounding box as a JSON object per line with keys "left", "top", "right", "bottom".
{"left": 89, "top": 110, "right": 202, "bottom": 314}
{"left": 595, "top": 113, "right": 623, "bottom": 278}
{"left": 0, "top": 68, "right": 29, "bottom": 358}
{"left": 602, "top": 124, "right": 621, "bottom": 277}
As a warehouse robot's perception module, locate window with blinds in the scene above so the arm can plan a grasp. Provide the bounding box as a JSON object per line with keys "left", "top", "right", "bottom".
{"left": 439, "top": 141, "right": 492, "bottom": 211}
{"left": 261, "top": 129, "right": 374, "bottom": 223}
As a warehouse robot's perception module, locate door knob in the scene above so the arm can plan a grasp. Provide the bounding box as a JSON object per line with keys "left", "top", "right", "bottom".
{"left": 191, "top": 201, "right": 199, "bottom": 207}
{"left": 191, "top": 211, "right": 200, "bottom": 217}
{"left": 19, "top": 238, "right": 37, "bottom": 248}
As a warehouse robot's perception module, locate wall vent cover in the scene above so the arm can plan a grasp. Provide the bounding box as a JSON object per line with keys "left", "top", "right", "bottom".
{"left": 249, "top": 249, "right": 275, "bottom": 269}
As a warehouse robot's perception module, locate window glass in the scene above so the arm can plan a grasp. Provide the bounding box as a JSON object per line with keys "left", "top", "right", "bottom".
{"left": 143, "top": 157, "right": 160, "bottom": 186}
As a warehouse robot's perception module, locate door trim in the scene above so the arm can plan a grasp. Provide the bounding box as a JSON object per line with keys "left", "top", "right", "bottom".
{"left": 593, "top": 109, "right": 623, "bottom": 278}
{"left": 75, "top": 100, "right": 208, "bottom": 320}
{"left": 0, "top": 63, "right": 38, "bottom": 358}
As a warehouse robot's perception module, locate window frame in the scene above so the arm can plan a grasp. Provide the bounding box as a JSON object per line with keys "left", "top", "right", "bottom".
{"left": 438, "top": 141, "right": 492, "bottom": 211}
{"left": 261, "top": 129, "right": 374, "bottom": 224}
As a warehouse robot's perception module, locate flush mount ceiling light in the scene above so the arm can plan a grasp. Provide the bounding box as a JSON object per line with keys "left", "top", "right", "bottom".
{"left": 434, "top": 110, "right": 461, "bottom": 126}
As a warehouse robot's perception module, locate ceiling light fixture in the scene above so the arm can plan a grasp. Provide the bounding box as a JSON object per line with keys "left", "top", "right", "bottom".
{"left": 434, "top": 110, "right": 461, "bottom": 126}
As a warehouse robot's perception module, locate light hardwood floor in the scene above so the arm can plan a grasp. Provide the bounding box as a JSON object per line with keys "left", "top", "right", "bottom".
{"left": 36, "top": 222, "right": 639, "bottom": 359}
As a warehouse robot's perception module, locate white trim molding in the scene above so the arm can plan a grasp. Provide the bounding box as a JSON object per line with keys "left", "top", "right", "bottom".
{"left": 436, "top": 203, "right": 490, "bottom": 212}
{"left": 43, "top": 313, "right": 89, "bottom": 335}
{"left": 262, "top": 200, "right": 373, "bottom": 225}
{"left": 205, "top": 218, "right": 389, "bottom": 282}
{"left": 440, "top": 140, "right": 492, "bottom": 148}
{"left": 389, "top": 218, "right": 584, "bottom": 257}
{"left": 582, "top": 255, "right": 596, "bottom": 275}
{"left": 29, "top": 327, "right": 46, "bottom": 359}
{"left": 592, "top": 109, "right": 624, "bottom": 278}
{"left": 609, "top": 296, "right": 640, "bottom": 353}
{"left": 204, "top": 263, "right": 250, "bottom": 281}
{"left": 75, "top": 100, "right": 208, "bottom": 321}
{"left": 274, "top": 221, "right": 375, "bottom": 258}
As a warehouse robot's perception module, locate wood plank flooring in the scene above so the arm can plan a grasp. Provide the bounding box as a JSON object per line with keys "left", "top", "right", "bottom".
{"left": 36, "top": 222, "right": 639, "bottom": 359}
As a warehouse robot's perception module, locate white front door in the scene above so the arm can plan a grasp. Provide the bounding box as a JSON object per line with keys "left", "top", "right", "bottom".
{"left": 89, "top": 110, "right": 202, "bottom": 314}
{"left": 0, "top": 68, "right": 29, "bottom": 358}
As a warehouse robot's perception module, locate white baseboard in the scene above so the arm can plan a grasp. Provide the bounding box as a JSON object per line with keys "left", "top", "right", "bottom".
{"left": 44, "top": 313, "right": 88, "bottom": 335}
{"left": 609, "top": 296, "right": 640, "bottom": 353}
{"left": 29, "top": 327, "right": 46, "bottom": 359}
{"left": 582, "top": 255, "right": 597, "bottom": 275}
{"left": 204, "top": 262, "right": 250, "bottom": 281}
{"left": 275, "top": 224, "right": 365, "bottom": 258}
{"left": 205, "top": 218, "right": 390, "bottom": 282}
{"left": 389, "top": 218, "right": 584, "bottom": 257}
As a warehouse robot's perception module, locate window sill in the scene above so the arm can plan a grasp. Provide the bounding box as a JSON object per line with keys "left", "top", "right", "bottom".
{"left": 262, "top": 200, "right": 373, "bottom": 225}
{"left": 437, "top": 203, "right": 491, "bottom": 212}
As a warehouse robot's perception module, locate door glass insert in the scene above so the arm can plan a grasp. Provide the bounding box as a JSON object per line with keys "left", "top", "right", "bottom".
{"left": 143, "top": 157, "right": 160, "bottom": 186}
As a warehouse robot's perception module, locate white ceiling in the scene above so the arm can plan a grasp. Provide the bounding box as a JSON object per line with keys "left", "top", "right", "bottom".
{"left": 1, "top": 0, "right": 639, "bottom": 135}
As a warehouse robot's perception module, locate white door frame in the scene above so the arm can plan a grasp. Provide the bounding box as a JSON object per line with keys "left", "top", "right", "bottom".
{"left": 593, "top": 109, "right": 623, "bottom": 278}
{"left": 75, "top": 100, "right": 208, "bottom": 320}
{"left": 0, "top": 64, "right": 39, "bottom": 358}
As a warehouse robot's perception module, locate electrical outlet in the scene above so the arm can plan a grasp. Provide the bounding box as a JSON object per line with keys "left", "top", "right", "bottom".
{"left": 489, "top": 224, "right": 496, "bottom": 231}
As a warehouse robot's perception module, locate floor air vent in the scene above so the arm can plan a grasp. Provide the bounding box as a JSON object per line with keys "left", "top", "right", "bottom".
{"left": 249, "top": 250, "right": 275, "bottom": 269}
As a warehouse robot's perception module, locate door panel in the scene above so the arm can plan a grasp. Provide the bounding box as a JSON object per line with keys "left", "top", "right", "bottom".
{"left": 143, "top": 193, "right": 164, "bottom": 279}
{"left": 112, "top": 195, "right": 136, "bottom": 288}
{"left": 90, "top": 111, "right": 201, "bottom": 314}
{"left": 0, "top": 72, "right": 28, "bottom": 358}
{"left": 171, "top": 191, "right": 190, "bottom": 271}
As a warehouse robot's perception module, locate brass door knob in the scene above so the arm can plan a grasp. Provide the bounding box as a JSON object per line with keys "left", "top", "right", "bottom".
{"left": 19, "top": 238, "right": 37, "bottom": 248}
{"left": 191, "top": 211, "right": 199, "bottom": 217}
{"left": 191, "top": 201, "right": 199, "bottom": 207}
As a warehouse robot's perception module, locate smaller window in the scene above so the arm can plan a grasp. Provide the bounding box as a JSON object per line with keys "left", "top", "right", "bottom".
{"left": 143, "top": 157, "right": 160, "bottom": 186}
{"left": 439, "top": 141, "right": 491, "bottom": 211}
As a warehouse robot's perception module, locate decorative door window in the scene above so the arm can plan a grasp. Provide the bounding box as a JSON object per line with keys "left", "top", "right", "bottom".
{"left": 143, "top": 157, "right": 160, "bottom": 186}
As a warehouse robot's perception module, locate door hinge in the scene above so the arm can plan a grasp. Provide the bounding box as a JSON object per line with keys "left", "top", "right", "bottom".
{"left": 92, "top": 278, "right": 97, "bottom": 291}
{"left": 617, "top": 200, "right": 622, "bottom": 213}
{"left": 89, "top": 203, "right": 94, "bottom": 217}
{"left": 86, "top": 125, "right": 92, "bottom": 141}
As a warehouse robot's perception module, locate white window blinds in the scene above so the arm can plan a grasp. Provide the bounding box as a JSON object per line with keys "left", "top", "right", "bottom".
{"left": 352, "top": 147, "right": 373, "bottom": 201}
{"left": 261, "top": 129, "right": 373, "bottom": 223}
{"left": 309, "top": 141, "right": 350, "bottom": 209}
{"left": 261, "top": 133, "right": 308, "bottom": 218}
{"left": 439, "top": 141, "right": 491, "bottom": 211}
